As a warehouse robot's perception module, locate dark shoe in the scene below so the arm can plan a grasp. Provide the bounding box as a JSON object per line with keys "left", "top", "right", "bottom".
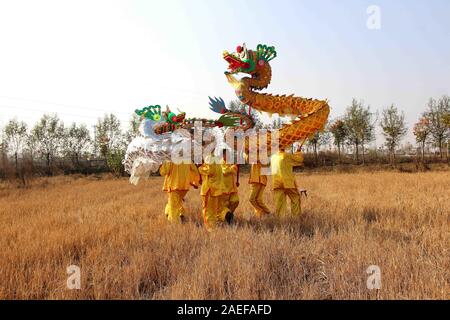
{"left": 225, "top": 211, "right": 234, "bottom": 224}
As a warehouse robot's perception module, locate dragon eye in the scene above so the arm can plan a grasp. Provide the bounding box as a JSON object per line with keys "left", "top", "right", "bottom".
{"left": 153, "top": 114, "right": 161, "bottom": 121}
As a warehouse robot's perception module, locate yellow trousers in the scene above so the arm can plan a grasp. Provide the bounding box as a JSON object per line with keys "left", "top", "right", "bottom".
{"left": 274, "top": 188, "right": 301, "bottom": 217}
{"left": 249, "top": 184, "right": 270, "bottom": 216}
{"left": 164, "top": 190, "right": 188, "bottom": 223}
{"left": 201, "top": 192, "right": 221, "bottom": 232}
{"left": 219, "top": 193, "right": 239, "bottom": 221}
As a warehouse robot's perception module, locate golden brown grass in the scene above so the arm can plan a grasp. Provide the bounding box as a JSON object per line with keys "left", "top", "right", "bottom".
{"left": 0, "top": 170, "right": 448, "bottom": 300}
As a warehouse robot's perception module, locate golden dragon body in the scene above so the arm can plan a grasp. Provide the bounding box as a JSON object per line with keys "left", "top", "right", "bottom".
{"left": 123, "top": 43, "right": 330, "bottom": 184}
{"left": 223, "top": 43, "right": 330, "bottom": 151}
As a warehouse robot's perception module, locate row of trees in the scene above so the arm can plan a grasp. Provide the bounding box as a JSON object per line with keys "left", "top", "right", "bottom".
{"left": 1, "top": 95, "right": 449, "bottom": 179}
{"left": 308, "top": 95, "right": 449, "bottom": 165}
{"left": 0, "top": 113, "right": 140, "bottom": 178}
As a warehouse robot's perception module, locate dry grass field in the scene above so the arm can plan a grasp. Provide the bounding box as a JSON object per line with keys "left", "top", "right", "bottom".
{"left": 0, "top": 170, "right": 448, "bottom": 300}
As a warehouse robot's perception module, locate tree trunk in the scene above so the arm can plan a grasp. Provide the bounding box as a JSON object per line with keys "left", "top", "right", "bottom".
{"left": 446, "top": 139, "right": 450, "bottom": 163}
{"left": 29, "top": 153, "right": 35, "bottom": 172}
{"left": 362, "top": 144, "right": 365, "bottom": 165}
{"left": 421, "top": 141, "right": 425, "bottom": 163}
{"left": 337, "top": 143, "right": 341, "bottom": 164}
{"left": 14, "top": 152, "right": 18, "bottom": 174}
{"left": 313, "top": 143, "right": 318, "bottom": 165}
{"left": 73, "top": 152, "right": 80, "bottom": 169}
{"left": 46, "top": 153, "right": 51, "bottom": 176}
{"left": 390, "top": 146, "right": 396, "bottom": 166}
{"left": 355, "top": 143, "right": 359, "bottom": 164}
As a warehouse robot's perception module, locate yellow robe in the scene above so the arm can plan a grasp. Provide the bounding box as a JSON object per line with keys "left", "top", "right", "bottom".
{"left": 248, "top": 163, "right": 270, "bottom": 216}
{"left": 270, "top": 151, "right": 303, "bottom": 216}
{"left": 199, "top": 155, "right": 225, "bottom": 231}
{"left": 160, "top": 161, "right": 200, "bottom": 223}
{"left": 220, "top": 161, "right": 239, "bottom": 218}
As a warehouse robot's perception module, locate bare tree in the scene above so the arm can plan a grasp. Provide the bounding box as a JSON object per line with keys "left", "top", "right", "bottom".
{"left": 25, "top": 133, "right": 38, "bottom": 164}
{"left": 413, "top": 116, "right": 430, "bottom": 163}
{"left": 344, "top": 99, "right": 375, "bottom": 164}
{"left": 307, "top": 130, "right": 330, "bottom": 165}
{"left": 124, "top": 113, "right": 141, "bottom": 143}
{"left": 380, "top": 104, "right": 407, "bottom": 165}
{"left": 425, "top": 96, "right": 450, "bottom": 158}
{"left": 95, "top": 114, "right": 126, "bottom": 176}
{"left": 443, "top": 111, "right": 450, "bottom": 161}
{"left": 329, "top": 119, "right": 348, "bottom": 163}
{"left": 31, "top": 114, "right": 65, "bottom": 174}
{"left": 63, "top": 123, "right": 91, "bottom": 167}
{"left": 0, "top": 128, "right": 8, "bottom": 173}
{"left": 95, "top": 114, "right": 123, "bottom": 159}
{"left": 4, "top": 119, "right": 28, "bottom": 173}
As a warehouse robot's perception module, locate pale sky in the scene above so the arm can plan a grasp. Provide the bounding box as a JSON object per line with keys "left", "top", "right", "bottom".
{"left": 0, "top": 0, "right": 449, "bottom": 144}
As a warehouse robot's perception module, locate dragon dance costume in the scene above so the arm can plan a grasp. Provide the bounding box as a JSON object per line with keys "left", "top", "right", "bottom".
{"left": 220, "top": 160, "right": 239, "bottom": 223}
{"left": 123, "top": 43, "right": 330, "bottom": 229}
{"left": 198, "top": 154, "right": 225, "bottom": 232}
{"left": 160, "top": 161, "right": 200, "bottom": 223}
{"left": 270, "top": 150, "right": 304, "bottom": 216}
{"left": 248, "top": 163, "right": 270, "bottom": 217}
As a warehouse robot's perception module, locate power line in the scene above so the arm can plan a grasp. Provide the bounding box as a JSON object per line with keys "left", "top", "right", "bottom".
{"left": 0, "top": 104, "right": 133, "bottom": 121}
{"left": 0, "top": 95, "right": 132, "bottom": 115}
{"left": 0, "top": 90, "right": 212, "bottom": 115}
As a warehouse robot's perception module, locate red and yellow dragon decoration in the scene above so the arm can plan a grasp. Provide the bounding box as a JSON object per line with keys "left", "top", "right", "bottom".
{"left": 124, "top": 43, "right": 330, "bottom": 182}
{"left": 223, "top": 43, "right": 330, "bottom": 150}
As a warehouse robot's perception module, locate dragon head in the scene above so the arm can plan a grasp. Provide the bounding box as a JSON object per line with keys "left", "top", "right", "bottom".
{"left": 223, "top": 43, "right": 277, "bottom": 75}
{"left": 162, "top": 105, "right": 186, "bottom": 124}
{"left": 135, "top": 105, "right": 164, "bottom": 138}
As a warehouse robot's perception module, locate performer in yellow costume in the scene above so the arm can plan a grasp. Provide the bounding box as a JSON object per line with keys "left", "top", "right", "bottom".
{"left": 160, "top": 161, "right": 200, "bottom": 223}
{"left": 199, "top": 154, "right": 225, "bottom": 232}
{"left": 248, "top": 162, "right": 270, "bottom": 217}
{"left": 270, "top": 149, "right": 304, "bottom": 217}
{"left": 220, "top": 154, "right": 239, "bottom": 224}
